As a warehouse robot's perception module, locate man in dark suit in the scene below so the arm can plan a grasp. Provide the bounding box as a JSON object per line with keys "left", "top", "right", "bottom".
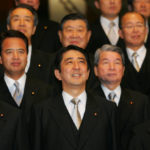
{"left": 30, "top": 45, "right": 117, "bottom": 150}
{"left": 87, "top": 0, "right": 125, "bottom": 54}
{"left": 93, "top": 44, "right": 149, "bottom": 150}
{"left": 119, "top": 12, "right": 150, "bottom": 98}
{"left": 6, "top": 4, "right": 52, "bottom": 83}
{"left": 0, "top": 30, "right": 51, "bottom": 127}
{"left": 129, "top": 120, "right": 150, "bottom": 150}
{"left": 131, "top": 0, "right": 150, "bottom": 49}
{"left": 0, "top": 0, "right": 61, "bottom": 53}
{"left": 0, "top": 100, "right": 29, "bottom": 150}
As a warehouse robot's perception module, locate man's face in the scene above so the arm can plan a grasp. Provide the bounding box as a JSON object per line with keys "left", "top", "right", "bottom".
{"left": 0, "top": 37, "right": 27, "bottom": 79}
{"left": 119, "top": 13, "right": 147, "bottom": 50}
{"left": 54, "top": 50, "right": 90, "bottom": 91}
{"left": 133, "top": 0, "right": 150, "bottom": 19}
{"left": 94, "top": 51, "right": 124, "bottom": 88}
{"left": 94, "top": 0, "right": 122, "bottom": 20}
{"left": 7, "top": 8, "right": 36, "bottom": 44}
{"left": 58, "top": 20, "right": 91, "bottom": 49}
{"left": 16, "top": 0, "right": 40, "bottom": 10}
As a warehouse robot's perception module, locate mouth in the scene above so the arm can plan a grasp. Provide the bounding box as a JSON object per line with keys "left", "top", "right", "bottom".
{"left": 72, "top": 73, "right": 81, "bottom": 78}
{"left": 11, "top": 62, "right": 21, "bottom": 66}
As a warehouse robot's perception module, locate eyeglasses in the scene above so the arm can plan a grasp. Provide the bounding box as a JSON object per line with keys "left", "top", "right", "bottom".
{"left": 123, "top": 23, "right": 145, "bottom": 30}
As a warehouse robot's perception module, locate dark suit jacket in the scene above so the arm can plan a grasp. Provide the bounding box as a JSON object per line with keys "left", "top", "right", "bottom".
{"left": 121, "top": 47, "right": 150, "bottom": 98}
{"left": 0, "top": 75, "right": 51, "bottom": 126}
{"left": 129, "top": 120, "right": 150, "bottom": 150}
{"left": 92, "top": 85, "right": 149, "bottom": 150}
{"left": 30, "top": 91, "right": 117, "bottom": 150}
{"left": 27, "top": 49, "right": 53, "bottom": 84}
{"left": 31, "top": 19, "right": 61, "bottom": 53}
{"left": 0, "top": 101, "right": 29, "bottom": 150}
{"left": 145, "top": 21, "right": 150, "bottom": 49}
{"left": 87, "top": 18, "right": 125, "bottom": 54}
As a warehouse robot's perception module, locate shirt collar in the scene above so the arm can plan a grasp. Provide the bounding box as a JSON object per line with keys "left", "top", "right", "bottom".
{"left": 62, "top": 90, "right": 87, "bottom": 106}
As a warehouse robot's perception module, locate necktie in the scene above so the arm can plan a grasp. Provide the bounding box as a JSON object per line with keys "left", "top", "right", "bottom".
{"left": 108, "top": 92, "right": 116, "bottom": 102}
{"left": 13, "top": 81, "right": 22, "bottom": 106}
{"left": 71, "top": 98, "right": 81, "bottom": 129}
{"left": 108, "top": 22, "right": 117, "bottom": 45}
{"left": 132, "top": 52, "right": 140, "bottom": 72}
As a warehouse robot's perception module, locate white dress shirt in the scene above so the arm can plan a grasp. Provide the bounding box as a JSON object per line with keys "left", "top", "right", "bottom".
{"left": 4, "top": 73, "right": 26, "bottom": 99}
{"left": 25, "top": 45, "right": 32, "bottom": 73}
{"left": 126, "top": 45, "right": 146, "bottom": 69}
{"left": 100, "top": 16, "right": 119, "bottom": 44}
{"left": 62, "top": 91, "right": 87, "bottom": 120}
{"left": 101, "top": 84, "right": 121, "bottom": 106}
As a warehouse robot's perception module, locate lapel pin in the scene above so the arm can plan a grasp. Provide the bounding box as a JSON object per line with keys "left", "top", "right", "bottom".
{"left": 0, "top": 113, "right": 4, "bottom": 118}
{"left": 31, "top": 91, "right": 35, "bottom": 95}
{"left": 94, "top": 112, "right": 98, "bottom": 116}
{"left": 38, "top": 64, "right": 42, "bottom": 68}
{"left": 129, "top": 101, "right": 134, "bottom": 105}
{"left": 44, "top": 26, "right": 48, "bottom": 30}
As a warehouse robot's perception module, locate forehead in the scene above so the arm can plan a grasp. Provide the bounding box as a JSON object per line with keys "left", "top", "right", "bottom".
{"left": 63, "top": 19, "right": 87, "bottom": 29}
{"left": 11, "top": 8, "right": 33, "bottom": 18}
{"left": 133, "top": 0, "right": 150, "bottom": 3}
{"left": 122, "top": 13, "right": 144, "bottom": 24}
{"left": 62, "top": 50, "right": 86, "bottom": 60}
{"left": 100, "top": 51, "right": 122, "bottom": 60}
{"left": 19, "top": 0, "right": 39, "bottom": 3}
{"left": 2, "top": 37, "right": 26, "bottom": 48}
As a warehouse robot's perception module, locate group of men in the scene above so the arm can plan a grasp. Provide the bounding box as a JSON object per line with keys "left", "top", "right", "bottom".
{"left": 0, "top": 0, "right": 150, "bottom": 150}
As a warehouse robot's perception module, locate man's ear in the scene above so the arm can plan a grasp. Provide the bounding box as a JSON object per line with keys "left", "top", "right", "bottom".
{"left": 87, "top": 30, "right": 91, "bottom": 43}
{"left": 94, "top": 0, "right": 100, "bottom": 9}
{"left": 58, "top": 30, "right": 63, "bottom": 43}
{"left": 119, "top": 29, "right": 124, "bottom": 39}
{"left": 0, "top": 56, "right": 2, "bottom": 65}
{"left": 54, "top": 69, "right": 62, "bottom": 81}
{"left": 94, "top": 66, "right": 98, "bottom": 77}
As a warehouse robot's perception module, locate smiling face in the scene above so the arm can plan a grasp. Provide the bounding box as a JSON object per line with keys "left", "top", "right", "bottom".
{"left": 133, "top": 0, "right": 150, "bottom": 19}
{"left": 119, "top": 12, "right": 147, "bottom": 51}
{"left": 54, "top": 50, "right": 90, "bottom": 92}
{"left": 7, "top": 8, "right": 36, "bottom": 45}
{"left": 94, "top": 0, "right": 122, "bottom": 20}
{"left": 0, "top": 37, "right": 27, "bottom": 80}
{"left": 58, "top": 19, "right": 91, "bottom": 49}
{"left": 94, "top": 51, "right": 124, "bottom": 89}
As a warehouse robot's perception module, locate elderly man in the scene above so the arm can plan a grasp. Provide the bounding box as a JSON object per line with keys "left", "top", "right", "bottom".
{"left": 119, "top": 12, "right": 150, "bottom": 98}
{"left": 93, "top": 44, "right": 149, "bottom": 150}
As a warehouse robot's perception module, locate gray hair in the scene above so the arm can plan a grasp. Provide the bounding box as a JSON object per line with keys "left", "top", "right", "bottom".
{"left": 94, "top": 44, "right": 125, "bottom": 66}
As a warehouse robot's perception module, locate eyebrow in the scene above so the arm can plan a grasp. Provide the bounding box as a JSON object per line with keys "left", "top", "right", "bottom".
{"left": 64, "top": 57, "right": 86, "bottom": 61}
{"left": 11, "top": 15, "right": 33, "bottom": 19}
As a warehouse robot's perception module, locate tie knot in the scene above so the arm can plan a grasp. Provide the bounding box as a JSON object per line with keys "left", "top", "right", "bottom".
{"left": 108, "top": 92, "right": 116, "bottom": 102}
{"left": 14, "top": 81, "right": 19, "bottom": 89}
{"left": 71, "top": 98, "right": 80, "bottom": 105}
{"left": 109, "top": 22, "right": 115, "bottom": 27}
{"left": 132, "top": 52, "right": 138, "bottom": 58}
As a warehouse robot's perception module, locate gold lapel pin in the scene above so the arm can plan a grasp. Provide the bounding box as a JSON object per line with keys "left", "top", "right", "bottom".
{"left": 38, "top": 64, "right": 42, "bottom": 68}
{"left": 31, "top": 91, "right": 35, "bottom": 95}
{"left": 44, "top": 26, "right": 48, "bottom": 30}
{"left": 129, "top": 101, "right": 134, "bottom": 105}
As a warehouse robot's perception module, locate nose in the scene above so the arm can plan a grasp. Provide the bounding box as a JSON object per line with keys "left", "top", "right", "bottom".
{"left": 13, "top": 50, "right": 19, "bottom": 59}
{"left": 109, "top": 62, "right": 115, "bottom": 70}
{"left": 19, "top": 19, "right": 25, "bottom": 26}
{"left": 73, "top": 61, "right": 80, "bottom": 69}
{"left": 71, "top": 30, "right": 78, "bottom": 38}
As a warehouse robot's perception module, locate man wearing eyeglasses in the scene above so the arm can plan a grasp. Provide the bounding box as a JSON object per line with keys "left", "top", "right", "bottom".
{"left": 119, "top": 12, "right": 150, "bottom": 98}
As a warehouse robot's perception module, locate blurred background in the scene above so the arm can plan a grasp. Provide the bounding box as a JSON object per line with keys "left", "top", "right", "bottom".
{"left": 0, "top": 0, "right": 128, "bottom": 23}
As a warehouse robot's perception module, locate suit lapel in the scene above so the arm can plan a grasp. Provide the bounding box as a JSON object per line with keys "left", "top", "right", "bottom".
{"left": 0, "top": 77, "right": 18, "bottom": 107}
{"left": 117, "top": 89, "right": 134, "bottom": 133}
{"left": 78, "top": 92, "right": 101, "bottom": 149}
{"left": 48, "top": 94, "right": 77, "bottom": 149}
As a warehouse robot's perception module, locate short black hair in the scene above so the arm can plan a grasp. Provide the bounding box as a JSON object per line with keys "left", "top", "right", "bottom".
{"left": 60, "top": 13, "right": 90, "bottom": 31}
{"left": 54, "top": 45, "right": 91, "bottom": 72}
{"left": 7, "top": 3, "right": 38, "bottom": 26}
{"left": 0, "top": 30, "right": 28, "bottom": 55}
